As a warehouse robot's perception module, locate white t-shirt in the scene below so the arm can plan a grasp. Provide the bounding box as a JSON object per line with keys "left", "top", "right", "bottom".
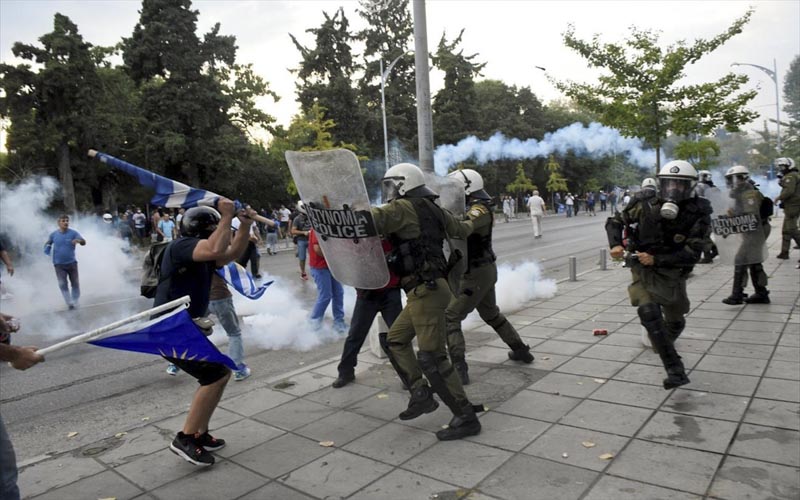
{"left": 231, "top": 217, "right": 258, "bottom": 237}
{"left": 527, "top": 195, "right": 546, "bottom": 215}
{"left": 279, "top": 208, "right": 291, "bottom": 222}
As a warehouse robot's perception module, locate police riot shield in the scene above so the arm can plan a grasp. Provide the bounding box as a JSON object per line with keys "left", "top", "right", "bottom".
{"left": 286, "top": 149, "right": 390, "bottom": 289}
{"left": 424, "top": 173, "right": 468, "bottom": 289}
{"left": 707, "top": 186, "right": 768, "bottom": 265}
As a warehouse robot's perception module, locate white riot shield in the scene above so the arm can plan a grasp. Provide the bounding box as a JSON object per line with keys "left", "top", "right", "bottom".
{"left": 285, "top": 149, "right": 390, "bottom": 289}
{"left": 707, "top": 186, "right": 768, "bottom": 265}
{"left": 424, "top": 173, "right": 468, "bottom": 289}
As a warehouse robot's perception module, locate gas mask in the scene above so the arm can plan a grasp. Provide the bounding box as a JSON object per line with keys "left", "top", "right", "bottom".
{"left": 659, "top": 178, "right": 692, "bottom": 220}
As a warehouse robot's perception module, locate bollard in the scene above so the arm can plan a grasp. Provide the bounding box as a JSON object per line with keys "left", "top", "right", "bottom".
{"left": 600, "top": 248, "right": 608, "bottom": 270}
{"left": 569, "top": 256, "right": 577, "bottom": 281}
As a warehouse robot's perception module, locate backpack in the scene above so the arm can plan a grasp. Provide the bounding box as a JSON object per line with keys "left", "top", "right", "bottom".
{"left": 759, "top": 195, "right": 774, "bottom": 221}
{"left": 140, "top": 241, "right": 170, "bottom": 298}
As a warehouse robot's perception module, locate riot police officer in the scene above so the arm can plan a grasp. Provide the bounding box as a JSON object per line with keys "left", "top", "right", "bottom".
{"left": 639, "top": 177, "right": 658, "bottom": 198}
{"left": 444, "top": 169, "right": 534, "bottom": 385}
{"left": 775, "top": 157, "right": 800, "bottom": 259}
{"left": 372, "top": 163, "right": 480, "bottom": 441}
{"left": 721, "top": 166, "right": 771, "bottom": 304}
{"left": 606, "top": 160, "right": 712, "bottom": 390}
{"left": 694, "top": 170, "right": 719, "bottom": 263}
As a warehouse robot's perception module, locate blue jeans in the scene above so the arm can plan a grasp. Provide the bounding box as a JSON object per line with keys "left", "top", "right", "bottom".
{"left": 208, "top": 297, "right": 244, "bottom": 369}
{"left": 296, "top": 239, "right": 308, "bottom": 263}
{"left": 54, "top": 262, "right": 80, "bottom": 306}
{"left": 309, "top": 267, "right": 344, "bottom": 325}
{"left": 566, "top": 205, "right": 573, "bottom": 217}
{"left": 337, "top": 288, "right": 402, "bottom": 377}
{"left": 0, "top": 413, "right": 19, "bottom": 500}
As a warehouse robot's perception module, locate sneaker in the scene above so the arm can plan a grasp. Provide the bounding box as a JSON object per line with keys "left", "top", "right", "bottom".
{"left": 233, "top": 365, "right": 251, "bottom": 381}
{"left": 195, "top": 431, "right": 226, "bottom": 452}
{"left": 169, "top": 432, "right": 214, "bottom": 466}
{"left": 166, "top": 364, "right": 180, "bottom": 376}
{"left": 332, "top": 374, "right": 355, "bottom": 388}
{"left": 254, "top": 274, "right": 263, "bottom": 279}
{"left": 333, "top": 321, "right": 349, "bottom": 334}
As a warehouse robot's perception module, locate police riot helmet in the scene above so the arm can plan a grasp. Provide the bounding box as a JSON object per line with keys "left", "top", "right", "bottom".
{"left": 698, "top": 170, "right": 712, "bottom": 183}
{"left": 102, "top": 213, "right": 113, "bottom": 223}
{"left": 657, "top": 160, "right": 698, "bottom": 219}
{"left": 724, "top": 165, "right": 750, "bottom": 189}
{"left": 775, "top": 157, "right": 796, "bottom": 173}
{"left": 448, "top": 168, "right": 492, "bottom": 201}
{"left": 296, "top": 200, "right": 307, "bottom": 214}
{"left": 641, "top": 177, "right": 658, "bottom": 191}
{"left": 180, "top": 206, "right": 221, "bottom": 239}
{"left": 382, "top": 163, "right": 437, "bottom": 202}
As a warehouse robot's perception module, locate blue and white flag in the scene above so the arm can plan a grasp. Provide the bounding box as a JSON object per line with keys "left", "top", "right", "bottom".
{"left": 93, "top": 151, "right": 221, "bottom": 209}
{"left": 216, "top": 262, "right": 273, "bottom": 300}
{"left": 89, "top": 306, "right": 238, "bottom": 370}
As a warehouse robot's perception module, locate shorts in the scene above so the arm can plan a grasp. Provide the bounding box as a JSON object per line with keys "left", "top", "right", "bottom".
{"left": 296, "top": 239, "right": 308, "bottom": 261}
{"left": 164, "top": 356, "right": 230, "bottom": 386}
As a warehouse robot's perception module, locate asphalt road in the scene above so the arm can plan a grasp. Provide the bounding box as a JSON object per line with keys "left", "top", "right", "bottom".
{"left": 1, "top": 211, "right": 610, "bottom": 462}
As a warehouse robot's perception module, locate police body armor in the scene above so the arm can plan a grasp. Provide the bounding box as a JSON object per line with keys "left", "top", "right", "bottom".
{"left": 466, "top": 201, "right": 496, "bottom": 271}
{"left": 387, "top": 198, "right": 448, "bottom": 290}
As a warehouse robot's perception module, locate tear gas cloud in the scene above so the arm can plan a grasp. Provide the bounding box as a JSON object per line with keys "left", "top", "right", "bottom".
{"left": 433, "top": 122, "right": 660, "bottom": 176}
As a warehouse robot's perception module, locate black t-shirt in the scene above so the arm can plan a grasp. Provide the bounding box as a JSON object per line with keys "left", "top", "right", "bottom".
{"left": 292, "top": 214, "right": 311, "bottom": 241}
{"left": 153, "top": 237, "right": 215, "bottom": 317}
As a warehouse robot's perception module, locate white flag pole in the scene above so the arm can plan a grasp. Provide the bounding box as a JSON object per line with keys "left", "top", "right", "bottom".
{"left": 38, "top": 296, "right": 191, "bottom": 356}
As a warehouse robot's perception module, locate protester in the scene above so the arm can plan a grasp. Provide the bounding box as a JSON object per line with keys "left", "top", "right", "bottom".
{"left": 586, "top": 192, "right": 596, "bottom": 216}
{"left": 527, "top": 190, "right": 547, "bottom": 239}
{"left": 117, "top": 213, "right": 134, "bottom": 249}
{"left": 232, "top": 207, "right": 262, "bottom": 279}
{"left": 502, "top": 195, "right": 512, "bottom": 223}
{"left": 150, "top": 208, "right": 163, "bottom": 242}
{"left": 609, "top": 190, "right": 618, "bottom": 213}
{"left": 155, "top": 200, "right": 255, "bottom": 467}
{"left": 291, "top": 201, "right": 312, "bottom": 280}
{"left": 565, "top": 193, "right": 575, "bottom": 217}
{"left": 44, "top": 215, "right": 86, "bottom": 309}
{"left": 132, "top": 208, "right": 147, "bottom": 244}
{"left": 265, "top": 211, "right": 279, "bottom": 256}
{"left": 599, "top": 190, "right": 607, "bottom": 211}
{"left": 278, "top": 204, "right": 291, "bottom": 239}
{"left": 207, "top": 274, "right": 251, "bottom": 381}
{"left": 307, "top": 228, "right": 347, "bottom": 332}
{"left": 0, "top": 236, "right": 14, "bottom": 300}
{"left": 157, "top": 212, "right": 177, "bottom": 242}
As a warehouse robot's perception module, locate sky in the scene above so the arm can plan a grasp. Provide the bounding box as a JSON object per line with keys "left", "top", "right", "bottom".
{"left": 1, "top": 0, "right": 798, "bottom": 146}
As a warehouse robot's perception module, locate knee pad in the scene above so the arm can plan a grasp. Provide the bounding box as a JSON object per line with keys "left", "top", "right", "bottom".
{"left": 637, "top": 303, "right": 662, "bottom": 323}
{"left": 666, "top": 319, "right": 685, "bottom": 334}
{"left": 417, "top": 350, "right": 437, "bottom": 374}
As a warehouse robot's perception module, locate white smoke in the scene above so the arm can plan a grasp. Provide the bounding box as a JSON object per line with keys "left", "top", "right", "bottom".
{"left": 433, "top": 122, "right": 660, "bottom": 176}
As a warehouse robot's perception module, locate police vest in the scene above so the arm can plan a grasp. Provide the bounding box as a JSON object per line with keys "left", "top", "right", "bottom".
{"left": 387, "top": 197, "right": 448, "bottom": 281}
{"left": 466, "top": 202, "right": 496, "bottom": 268}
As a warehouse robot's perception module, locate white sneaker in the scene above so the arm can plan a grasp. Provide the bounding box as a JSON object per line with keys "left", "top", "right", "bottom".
{"left": 166, "top": 364, "right": 180, "bottom": 376}
{"left": 234, "top": 365, "right": 251, "bottom": 381}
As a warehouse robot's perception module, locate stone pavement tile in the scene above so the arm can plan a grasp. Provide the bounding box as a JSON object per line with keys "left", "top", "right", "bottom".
{"left": 729, "top": 423, "right": 800, "bottom": 467}
{"left": 513, "top": 352, "right": 571, "bottom": 372}
{"left": 238, "top": 482, "right": 315, "bottom": 500}
{"left": 219, "top": 386, "right": 296, "bottom": 417}
{"left": 271, "top": 371, "right": 337, "bottom": 397}
{"left": 479, "top": 454, "right": 596, "bottom": 500}
{"left": 114, "top": 448, "right": 197, "bottom": 491}
{"left": 743, "top": 398, "right": 800, "bottom": 431}
{"left": 505, "top": 313, "right": 537, "bottom": 326}
{"left": 719, "top": 329, "right": 781, "bottom": 345}
{"left": 153, "top": 407, "right": 243, "bottom": 434}
{"left": 342, "top": 421, "right": 437, "bottom": 466}
{"left": 599, "top": 333, "right": 646, "bottom": 348}
{"left": 615, "top": 323, "right": 647, "bottom": 335}
{"left": 529, "top": 372, "right": 604, "bottom": 398}
{"left": 304, "top": 383, "right": 382, "bottom": 408}
{"left": 349, "top": 469, "right": 463, "bottom": 500}
{"left": 779, "top": 334, "right": 800, "bottom": 347}
{"left": 684, "top": 370, "right": 760, "bottom": 397}
{"left": 516, "top": 324, "right": 564, "bottom": 340}
{"left": 346, "top": 390, "right": 409, "bottom": 421}
{"left": 561, "top": 400, "right": 653, "bottom": 437}
{"left": 280, "top": 449, "right": 393, "bottom": 498}
{"left": 662, "top": 389, "right": 750, "bottom": 422}
{"left": 251, "top": 397, "right": 337, "bottom": 431}
{"left": 679, "top": 328, "right": 723, "bottom": 342}
{"left": 527, "top": 300, "right": 567, "bottom": 310}
{"left": 580, "top": 344, "right": 644, "bottom": 362}
{"left": 568, "top": 302, "right": 610, "bottom": 313}
{"left": 553, "top": 329, "right": 606, "bottom": 344}
{"left": 402, "top": 440, "right": 512, "bottom": 489}
{"left": 212, "top": 418, "right": 286, "bottom": 458}
{"left": 467, "top": 345, "right": 513, "bottom": 364}
{"left": 693, "top": 354, "right": 768, "bottom": 377}
{"left": 534, "top": 339, "right": 590, "bottom": 356}
{"left": 634, "top": 349, "right": 703, "bottom": 370}
{"left": 707, "top": 456, "right": 800, "bottom": 500}
{"left": 737, "top": 310, "right": 791, "bottom": 322}
{"left": 311, "top": 358, "right": 377, "bottom": 379}
{"left": 30, "top": 470, "right": 143, "bottom": 500}
{"left": 765, "top": 359, "right": 800, "bottom": 380}
{"left": 487, "top": 336, "right": 545, "bottom": 350}
{"left": 756, "top": 377, "right": 800, "bottom": 403}
{"left": 549, "top": 309, "right": 598, "bottom": 321}
{"left": 514, "top": 306, "right": 556, "bottom": 318}
{"left": 149, "top": 460, "right": 266, "bottom": 500}
{"left": 18, "top": 454, "right": 106, "bottom": 498}
{"left": 589, "top": 380, "right": 670, "bottom": 409}
{"left": 464, "top": 412, "right": 551, "bottom": 451}
{"left": 638, "top": 412, "right": 738, "bottom": 453}
{"left": 590, "top": 311, "right": 638, "bottom": 324}
{"left": 728, "top": 320, "right": 785, "bottom": 334}
{"left": 672, "top": 338, "right": 715, "bottom": 354}
{"left": 295, "top": 409, "right": 384, "bottom": 446}
{"left": 606, "top": 439, "right": 723, "bottom": 495}
{"left": 554, "top": 357, "right": 627, "bottom": 378}
{"left": 468, "top": 365, "right": 549, "bottom": 407}
{"left": 572, "top": 320, "right": 628, "bottom": 333}
{"left": 230, "top": 433, "right": 333, "bottom": 478}
{"left": 495, "top": 391, "right": 581, "bottom": 422}
{"left": 773, "top": 346, "right": 800, "bottom": 363}
{"left": 394, "top": 403, "right": 452, "bottom": 433}
{"left": 523, "top": 424, "right": 630, "bottom": 471}
{"left": 534, "top": 316, "right": 583, "bottom": 329}
{"left": 96, "top": 425, "right": 172, "bottom": 467}
{"left": 613, "top": 362, "right": 667, "bottom": 386}
{"left": 583, "top": 294, "right": 627, "bottom": 305}
{"left": 708, "top": 341, "right": 776, "bottom": 360}
{"left": 687, "top": 308, "right": 739, "bottom": 320}
{"left": 583, "top": 475, "right": 701, "bottom": 500}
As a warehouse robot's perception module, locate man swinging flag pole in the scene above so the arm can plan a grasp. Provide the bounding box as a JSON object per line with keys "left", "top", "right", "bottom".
{"left": 38, "top": 296, "right": 190, "bottom": 356}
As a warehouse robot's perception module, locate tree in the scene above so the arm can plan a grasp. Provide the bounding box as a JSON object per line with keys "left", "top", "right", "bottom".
{"left": 473, "top": 80, "right": 545, "bottom": 140}
{"left": 782, "top": 55, "right": 800, "bottom": 160}
{"left": 673, "top": 138, "right": 720, "bottom": 171}
{"left": 505, "top": 163, "right": 537, "bottom": 207}
{"left": 545, "top": 156, "right": 568, "bottom": 195}
{"left": 555, "top": 10, "right": 758, "bottom": 170}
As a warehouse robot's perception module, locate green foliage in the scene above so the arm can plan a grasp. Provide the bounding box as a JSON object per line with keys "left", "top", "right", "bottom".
{"left": 545, "top": 156, "right": 568, "bottom": 193}
{"left": 505, "top": 163, "right": 537, "bottom": 195}
{"left": 782, "top": 55, "right": 800, "bottom": 160}
{"left": 673, "top": 138, "right": 721, "bottom": 170}
{"left": 472, "top": 80, "right": 545, "bottom": 139}
{"left": 555, "top": 10, "right": 758, "bottom": 169}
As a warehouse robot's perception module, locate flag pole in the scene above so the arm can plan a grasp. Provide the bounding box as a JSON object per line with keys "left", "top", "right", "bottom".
{"left": 38, "top": 296, "right": 190, "bottom": 356}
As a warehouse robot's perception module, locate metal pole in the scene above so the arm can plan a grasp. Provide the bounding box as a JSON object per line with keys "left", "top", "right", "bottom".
{"left": 380, "top": 59, "right": 390, "bottom": 172}
{"left": 568, "top": 256, "right": 577, "bottom": 281}
{"left": 600, "top": 248, "right": 608, "bottom": 271}
{"left": 413, "top": 0, "right": 434, "bottom": 172}
{"left": 774, "top": 58, "right": 781, "bottom": 152}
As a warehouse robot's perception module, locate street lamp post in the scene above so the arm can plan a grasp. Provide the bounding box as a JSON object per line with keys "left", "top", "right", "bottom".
{"left": 731, "top": 59, "right": 781, "bottom": 152}
{"left": 380, "top": 54, "right": 406, "bottom": 172}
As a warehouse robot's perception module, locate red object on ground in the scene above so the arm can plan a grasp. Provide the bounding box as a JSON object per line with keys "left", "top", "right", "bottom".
{"left": 593, "top": 329, "right": 608, "bottom": 336}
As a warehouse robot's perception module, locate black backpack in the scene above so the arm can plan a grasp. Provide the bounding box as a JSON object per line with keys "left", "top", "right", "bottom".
{"left": 759, "top": 195, "right": 774, "bottom": 221}
{"left": 140, "top": 241, "right": 170, "bottom": 298}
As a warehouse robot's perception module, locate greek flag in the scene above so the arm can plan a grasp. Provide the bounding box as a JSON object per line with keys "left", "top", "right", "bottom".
{"left": 216, "top": 262, "right": 273, "bottom": 300}
{"left": 93, "top": 151, "right": 221, "bottom": 209}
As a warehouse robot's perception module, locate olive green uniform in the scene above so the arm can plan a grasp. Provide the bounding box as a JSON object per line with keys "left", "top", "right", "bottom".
{"left": 776, "top": 169, "right": 800, "bottom": 256}
{"left": 725, "top": 183, "right": 769, "bottom": 302}
{"left": 446, "top": 202, "right": 528, "bottom": 360}
{"left": 371, "top": 198, "right": 472, "bottom": 403}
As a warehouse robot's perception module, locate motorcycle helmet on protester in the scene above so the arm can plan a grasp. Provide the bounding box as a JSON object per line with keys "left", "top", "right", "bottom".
{"left": 296, "top": 200, "right": 307, "bottom": 215}
{"left": 657, "top": 160, "right": 698, "bottom": 220}
{"left": 724, "top": 165, "right": 750, "bottom": 189}
{"left": 381, "top": 163, "right": 437, "bottom": 202}
{"left": 180, "top": 206, "right": 221, "bottom": 239}
{"left": 447, "top": 168, "right": 492, "bottom": 201}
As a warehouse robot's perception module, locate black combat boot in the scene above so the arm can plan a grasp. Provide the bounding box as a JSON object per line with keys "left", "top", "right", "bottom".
{"left": 398, "top": 385, "right": 438, "bottom": 420}
{"left": 776, "top": 252, "right": 789, "bottom": 259}
{"left": 639, "top": 304, "right": 690, "bottom": 390}
{"left": 452, "top": 356, "right": 470, "bottom": 385}
{"left": 507, "top": 342, "right": 534, "bottom": 363}
{"left": 744, "top": 291, "right": 770, "bottom": 304}
{"left": 435, "top": 402, "right": 481, "bottom": 441}
{"left": 722, "top": 266, "right": 747, "bottom": 305}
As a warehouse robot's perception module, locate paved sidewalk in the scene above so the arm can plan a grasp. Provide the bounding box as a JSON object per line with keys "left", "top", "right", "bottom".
{"left": 18, "top": 240, "right": 799, "bottom": 499}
